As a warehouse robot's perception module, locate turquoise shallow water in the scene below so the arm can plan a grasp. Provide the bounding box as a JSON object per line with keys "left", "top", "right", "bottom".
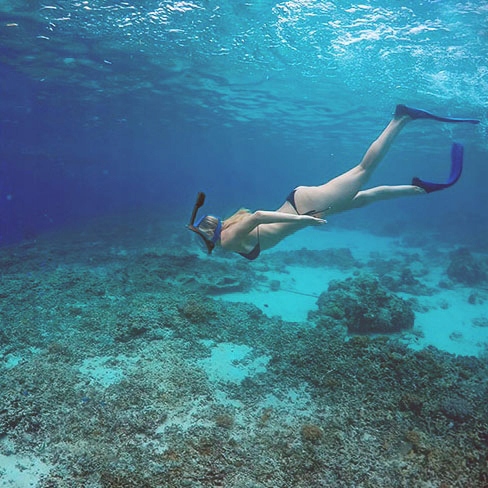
{"left": 1, "top": 2, "right": 488, "bottom": 486}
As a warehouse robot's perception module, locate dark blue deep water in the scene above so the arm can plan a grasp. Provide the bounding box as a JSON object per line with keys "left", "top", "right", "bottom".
{"left": 1, "top": 1, "right": 487, "bottom": 245}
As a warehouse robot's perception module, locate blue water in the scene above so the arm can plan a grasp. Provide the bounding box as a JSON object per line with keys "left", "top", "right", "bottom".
{"left": 2, "top": 4, "right": 488, "bottom": 485}
{"left": 1, "top": 0, "right": 487, "bottom": 245}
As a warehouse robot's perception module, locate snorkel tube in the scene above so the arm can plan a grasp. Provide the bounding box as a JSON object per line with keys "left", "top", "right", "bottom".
{"left": 189, "top": 191, "right": 206, "bottom": 227}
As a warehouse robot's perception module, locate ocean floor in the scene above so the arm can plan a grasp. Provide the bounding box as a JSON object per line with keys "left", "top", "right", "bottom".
{"left": 219, "top": 227, "right": 488, "bottom": 357}
{"left": 0, "top": 214, "right": 487, "bottom": 487}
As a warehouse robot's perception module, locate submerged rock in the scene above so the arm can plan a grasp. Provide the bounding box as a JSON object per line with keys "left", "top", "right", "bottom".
{"left": 311, "top": 274, "right": 414, "bottom": 333}
{"left": 380, "top": 267, "right": 433, "bottom": 296}
{"left": 447, "top": 247, "right": 487, "bottom": 285}
{"left": 200, "top": 276, "right": 246, "bottom": 295}
{"left": 440, "top": 395, "right": 473, "bottom": 423}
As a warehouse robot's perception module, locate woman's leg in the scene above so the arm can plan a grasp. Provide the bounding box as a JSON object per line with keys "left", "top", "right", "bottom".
{"left": 345, "top": 185, "right": 425, "bottom": 210}
{"left": 293, "top": 113, "right": 411, "bottom": 215}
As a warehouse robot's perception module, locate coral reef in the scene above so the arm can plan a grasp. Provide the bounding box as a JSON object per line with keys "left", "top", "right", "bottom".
{"left": 300, "top": 423, "right": 324, "bottom": 443}
{"left": 440, "top": 395, "right": 473, "bottom": 422}
{"left": 0, "top": 219, "right": 487, "bottom": 487}
{"left": 311, "top": 274, "right": 415, "bottom": 333}
{"left": 447, "top": 247, "right": 488, "bottom": 285}
{"left": 379, "top": 267, "right": 434, "bottom": 295}
{"left": 367, "top": 253, "right": 434, "bottom": 295}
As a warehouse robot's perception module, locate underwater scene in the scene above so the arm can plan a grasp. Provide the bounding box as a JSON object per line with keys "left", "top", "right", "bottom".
{"left": 1, "top": 1, "right": 488, "bottom": 486}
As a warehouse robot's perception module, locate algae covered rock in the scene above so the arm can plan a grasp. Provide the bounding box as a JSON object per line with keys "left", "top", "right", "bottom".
{"left": 447, "top": 247, "right": 487, "bottom": 285}
{"left": 313, "top": 274, "right": 414, "bottom": 333}
{"left": 380, "top": 267, "right": 433, "bottom": 296}
{"left": 440, "top": 395, "right": 473, "bottom": 423}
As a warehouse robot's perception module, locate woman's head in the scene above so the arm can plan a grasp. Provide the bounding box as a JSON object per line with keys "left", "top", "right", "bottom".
{"left": 188, "top": 214, "right": 222, "bottom": 254}
{"left": 188, "top": 207, "right": 250, "bottom": 254}
{"left": 187, "top": 191, "right": 224, "bottom": 253}
{"left": 196, "top": 215, "right": 221, "bottom": 240}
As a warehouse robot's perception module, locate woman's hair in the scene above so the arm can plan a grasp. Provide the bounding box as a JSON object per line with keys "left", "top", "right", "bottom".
{"left": 222, "top": 208, "right": 251, "bottom": 230}
{"left": 196, "top": 209, "right": 251, "bottom": 241}
{"left": 197, "top": 215, "right": 221, "bottom": 240}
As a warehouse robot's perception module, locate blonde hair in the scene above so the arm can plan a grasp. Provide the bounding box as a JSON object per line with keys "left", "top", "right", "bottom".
{"left": 222, "top": 208, "right": 251, "bottom": 230}
{"left": 197, "top": 215, "right": 220, "bottom": 240}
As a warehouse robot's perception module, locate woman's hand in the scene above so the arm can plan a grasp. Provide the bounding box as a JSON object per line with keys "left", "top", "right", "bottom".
{"left": 302, "top": 215, "right": 327, "bottom": 225}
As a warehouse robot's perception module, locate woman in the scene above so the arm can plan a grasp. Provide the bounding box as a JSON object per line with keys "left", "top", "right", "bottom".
{"left": 188, "top": 104, "right": 479, "bottom": 260}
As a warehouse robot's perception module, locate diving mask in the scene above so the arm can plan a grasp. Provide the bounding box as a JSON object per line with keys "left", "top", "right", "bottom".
{"left": 187, "top": 192, "right": 222, "bottom": 254}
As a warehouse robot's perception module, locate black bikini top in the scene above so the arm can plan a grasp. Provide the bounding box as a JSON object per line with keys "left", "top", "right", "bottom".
{"left": 237, "top": 226, "right": 261, "bottom": 261}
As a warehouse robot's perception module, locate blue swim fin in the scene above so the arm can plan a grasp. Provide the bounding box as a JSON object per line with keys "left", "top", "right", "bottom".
{"left": 395, "top": 104, "right": 480, "bottom": 124}
{"left": 412, "top": 143, "right": 463, "bottom": 193}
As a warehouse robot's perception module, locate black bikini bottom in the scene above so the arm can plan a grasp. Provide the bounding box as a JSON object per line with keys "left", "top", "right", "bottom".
{"left": 285, "top": 189, "right": 299, "bottom": 213}
{"left": 285, "top": 189, "right": 330, "bottom": 216}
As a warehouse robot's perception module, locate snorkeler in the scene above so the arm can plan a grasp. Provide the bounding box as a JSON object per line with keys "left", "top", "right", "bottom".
{"left": 188, "top": 104, "right": 480, "bottom": 260}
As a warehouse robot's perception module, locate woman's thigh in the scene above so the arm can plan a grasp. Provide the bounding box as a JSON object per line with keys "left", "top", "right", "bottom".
{"left": 294, "top": 166, "right": 364, "bottom": 215}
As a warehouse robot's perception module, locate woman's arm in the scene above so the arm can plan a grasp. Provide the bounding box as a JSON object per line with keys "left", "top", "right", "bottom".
{"left": 252, "top": 210, "right": 326, "bottom": 226}
{"left": 222, "top": 210, "right": 325, "bottom": 248}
